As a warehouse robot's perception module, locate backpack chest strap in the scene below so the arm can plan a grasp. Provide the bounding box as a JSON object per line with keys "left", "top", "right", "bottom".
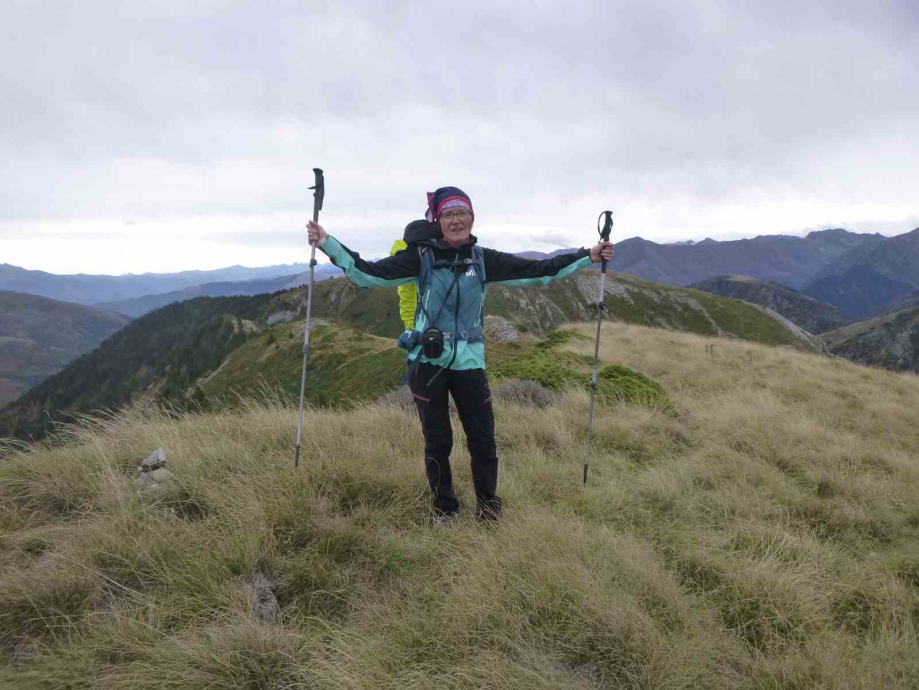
{"left": 396, "top": 326, "right": 484, "bottom": 351}
{"left": 440, "top": 327, "right": 484, "bottom": 342}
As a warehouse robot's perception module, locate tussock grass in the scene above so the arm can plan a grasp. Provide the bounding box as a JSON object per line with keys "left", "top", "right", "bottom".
{"left": 2, "top": 323, "right": 919, "bottom": 688}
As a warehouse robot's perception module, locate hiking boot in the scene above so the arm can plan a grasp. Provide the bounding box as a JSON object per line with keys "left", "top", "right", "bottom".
{"left": 432, "top": 510, "right": 461, "bottom": 529}
{"left": 474, "top": 497, "right": 503, "bottom": 524}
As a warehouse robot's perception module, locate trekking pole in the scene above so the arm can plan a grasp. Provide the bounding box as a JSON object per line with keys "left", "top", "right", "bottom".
{"left": 294, "top": 168, "right": 324, "bottom": 468}
{"left": 583, "top": 210, "right": 613, "bottom": 485}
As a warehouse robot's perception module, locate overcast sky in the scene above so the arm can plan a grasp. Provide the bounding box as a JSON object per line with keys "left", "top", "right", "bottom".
{"left": 2, "top": 0, "right": 917, "bottom": 276}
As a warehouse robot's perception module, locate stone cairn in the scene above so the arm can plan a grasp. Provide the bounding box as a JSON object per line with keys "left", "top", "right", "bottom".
{"left": 135, "top": 448, "right": 175, "bottom": 492}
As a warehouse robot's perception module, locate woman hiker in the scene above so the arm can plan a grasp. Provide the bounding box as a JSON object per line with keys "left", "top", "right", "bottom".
{"left": 307, "top": 186, "right": 614, "bottom": 522}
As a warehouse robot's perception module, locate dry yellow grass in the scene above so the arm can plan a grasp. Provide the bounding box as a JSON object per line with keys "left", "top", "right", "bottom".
{"left": 2, "top": 322, "right": 919, "bottom": 688}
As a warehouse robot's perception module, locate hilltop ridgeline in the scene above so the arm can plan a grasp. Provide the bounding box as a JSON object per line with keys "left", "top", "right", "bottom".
{"left": 0, "top": 269, "right": 811, "bottom": 442}
{"left": 690, "top": 276, "right": 852, "bottom": 334}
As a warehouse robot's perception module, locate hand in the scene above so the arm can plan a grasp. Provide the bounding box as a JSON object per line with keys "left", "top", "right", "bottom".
{"left": 307, "top": 220, "right": 328, "bottom": 247}
{"left": 590, "top": 241, "right": 614, "bottom": 263}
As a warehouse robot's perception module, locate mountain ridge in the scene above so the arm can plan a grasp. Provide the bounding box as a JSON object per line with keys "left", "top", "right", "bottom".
{"left": 91, "top": 267, "right": 343, "bottom": 318}
{"left": 607, "top": 228, "right": 885, "bottom": 289}
{"left": 0, "top": 261, "right": 317, "bottom": 305}
{"left": 0, "top": 269, "right": 814, "bottom": 442}
{"left": 803, "top": 227, "right": 919, "bottom": 318}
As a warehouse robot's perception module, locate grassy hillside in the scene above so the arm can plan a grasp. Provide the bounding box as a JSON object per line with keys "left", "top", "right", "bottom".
{"left": 200, "top": 320, "right": 409, "bottom": 407}
{"left": 2, "top": 323, "right": 919, "bottom": 688}
{"left": 0, "top": 291, "right": 132, "bottom": 407}
{"left": 691, "top": 275, "right": 852, "bottom": 334}
{"left": 200, "top": 323, "right": 670, "bottom": 412}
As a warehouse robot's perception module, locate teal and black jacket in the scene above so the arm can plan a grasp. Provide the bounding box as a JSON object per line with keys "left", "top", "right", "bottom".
{"left": 321, "top": 235, "right": 592, "bottom": 370}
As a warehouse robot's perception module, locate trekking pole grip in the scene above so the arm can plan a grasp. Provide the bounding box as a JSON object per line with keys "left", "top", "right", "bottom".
{"left": 597, "top": 210, "right": 613, "bottom": 274}
{"left": 310, "top": 168, "right": 325, "bottom": 225}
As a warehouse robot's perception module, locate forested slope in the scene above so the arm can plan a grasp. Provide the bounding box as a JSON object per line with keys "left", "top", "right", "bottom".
{"left": 0, "top": 291, "right": 131, "bottom": 407}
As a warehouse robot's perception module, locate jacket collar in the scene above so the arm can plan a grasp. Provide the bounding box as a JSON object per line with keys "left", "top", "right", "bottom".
{"left": 428, "top": 235, "right": 478, "bottom": 252}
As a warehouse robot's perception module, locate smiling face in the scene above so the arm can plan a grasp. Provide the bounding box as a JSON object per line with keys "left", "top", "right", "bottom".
{"left": 439, "top": 209, "right": 474, "bottom": 245}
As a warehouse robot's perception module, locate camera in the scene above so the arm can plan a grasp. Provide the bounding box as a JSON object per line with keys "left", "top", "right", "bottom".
{"left": 420, "top": 327, "right": 444, "bottom": 359}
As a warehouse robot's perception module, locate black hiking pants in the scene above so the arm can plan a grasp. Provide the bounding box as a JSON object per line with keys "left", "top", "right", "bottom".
{"left": 410, "top": 362, "right": 502, "bottom": 519}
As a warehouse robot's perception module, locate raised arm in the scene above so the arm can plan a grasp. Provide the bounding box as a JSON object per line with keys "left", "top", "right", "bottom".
{"left": 482, "top": 248, "right": 581, "bottom": 286}
{"left": 483, "top": 240, "right": 614, "bottom": 286}
{"left": 307, "top": 220, "right": 419, "bottom": 288}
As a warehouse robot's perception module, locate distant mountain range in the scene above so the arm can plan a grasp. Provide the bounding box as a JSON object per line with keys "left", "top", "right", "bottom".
{"left": 608, "top": 228, "right": 885, "bottom": 289}
{"left": 93, "top": 267, "right": 342, "bottom": 318}
{"left": 801, "top": 228, "right": 919, "bottom": 318}
{"left": 0, "top": 262, "right": 325, "bottom": 306}
{"left": 608, "top": 226, "right": 919, "bottom": 322}
{"left": 0, "top": 291, "right": 132, "bottom": 407}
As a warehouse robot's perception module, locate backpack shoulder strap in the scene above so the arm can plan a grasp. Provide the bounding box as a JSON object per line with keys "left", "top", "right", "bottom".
{"left": 417, "top": 245, "right": 435, "bottom": 295}
{"left": 472, "top": 245, "right": 486, "bottom": 287}
{"left": 414, "top": 246, "right": 435, "bottom": 322}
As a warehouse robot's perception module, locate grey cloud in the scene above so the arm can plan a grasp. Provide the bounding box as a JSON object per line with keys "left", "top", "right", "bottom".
{"left": 2, "top": 0, "right": 916, "bottom": 262}
{"left": 7, "top": 2, "right": 915, "bottom": 156}
{"left": 528, "top": 229, "right": 579, "bottom": 250}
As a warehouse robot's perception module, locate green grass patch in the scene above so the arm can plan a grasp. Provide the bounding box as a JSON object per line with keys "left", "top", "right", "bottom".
{"left": 490, "top": 329, "right": 671, "bottom": 410}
